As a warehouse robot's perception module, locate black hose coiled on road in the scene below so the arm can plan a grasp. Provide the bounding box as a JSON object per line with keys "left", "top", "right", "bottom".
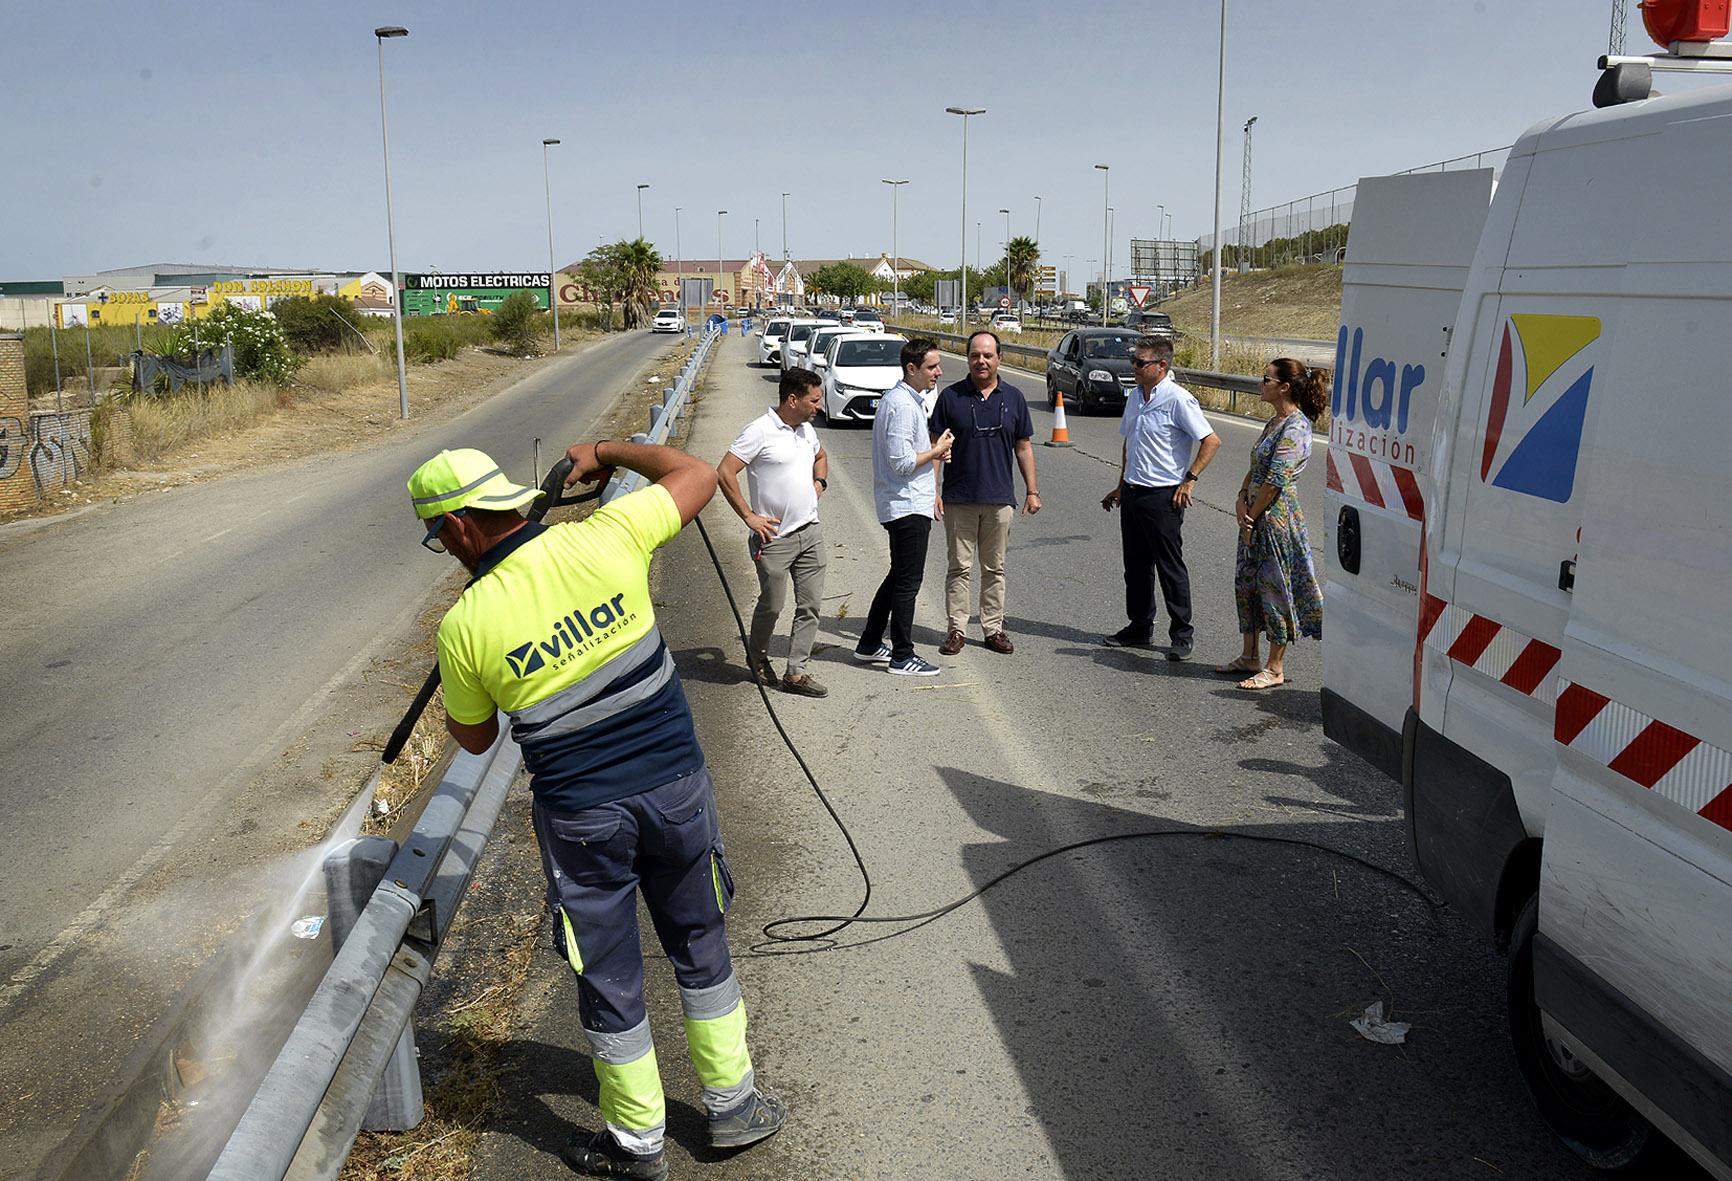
{"left": 691, "top": 515, "right": 1442, "bottom": 958}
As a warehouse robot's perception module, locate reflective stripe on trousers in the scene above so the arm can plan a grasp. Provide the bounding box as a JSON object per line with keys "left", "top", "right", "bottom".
{"left": 535, "top": 766, "right": 752, "bottom": 1151}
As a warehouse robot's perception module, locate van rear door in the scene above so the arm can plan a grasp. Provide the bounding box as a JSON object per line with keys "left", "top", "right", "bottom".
{"left": 1321, "top": 170, "right": 1493, "bottom": 779}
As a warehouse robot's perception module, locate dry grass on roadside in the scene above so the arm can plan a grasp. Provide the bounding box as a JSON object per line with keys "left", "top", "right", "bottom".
{"left": 338, "top": 908, "right": 545, "bottom": 1181}
{"left": 112, "top": 382, "right": 290, "bottom": 465}
{"left": 293, "top": 352, "right": 391, "bottom": 398}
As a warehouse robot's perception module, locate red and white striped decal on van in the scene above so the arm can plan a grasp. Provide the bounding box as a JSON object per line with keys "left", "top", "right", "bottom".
{"left": 1418, "top": 595, "right": 1563, "bottom": 704}
{"left": 1326, "top": 450, "right": 1425, "bottom": 521}
{"left": 1417, "top": 596, "right": 1732, "bottom": 834}
{"left": 1556, "top": 683, "right": 1732, "bottom": 833}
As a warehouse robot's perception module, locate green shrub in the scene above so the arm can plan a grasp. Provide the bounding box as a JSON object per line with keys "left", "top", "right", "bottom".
{"left": 164, "top": 302, "right": 299, "bottom": 384}
{"left": 490, "top": 291, "right": 543, "bottom": 355}
{"left": 273, "top": 294, "right": 370, "bottom": 354}
{"left": 405, "top": 319, "right": 464, "bottom": 362}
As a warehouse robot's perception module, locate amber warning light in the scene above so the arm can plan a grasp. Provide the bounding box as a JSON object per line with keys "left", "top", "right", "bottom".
{"left": 1642, "top": 0, "right": 1731, "bottom": 47}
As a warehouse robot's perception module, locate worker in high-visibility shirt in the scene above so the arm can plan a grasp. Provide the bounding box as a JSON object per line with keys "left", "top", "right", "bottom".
{"left": 408, "top": 441, "right": 785, "bottom": 1180}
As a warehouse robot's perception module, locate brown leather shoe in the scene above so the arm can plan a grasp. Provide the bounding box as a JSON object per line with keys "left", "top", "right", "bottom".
{"left": 984, "top": 631, "right": 1015, "bottom": 655}
{"left": 938, "top": 629, "right": 966, "bottom": 656}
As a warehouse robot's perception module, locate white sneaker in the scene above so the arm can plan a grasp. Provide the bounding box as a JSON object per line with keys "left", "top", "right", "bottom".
{"left": 888, "top": 655, "right": 941, "bottom": 677}
{"left": 853, "top": 643, "right": 893, "bottom": 664}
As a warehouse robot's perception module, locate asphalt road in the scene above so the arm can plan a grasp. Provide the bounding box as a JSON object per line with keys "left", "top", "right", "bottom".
{"left": 0, "top": 330, "right": 672, "bottom": 1175}
{"left": 469, "top": 332, "right": 1642, "bottom": 1179}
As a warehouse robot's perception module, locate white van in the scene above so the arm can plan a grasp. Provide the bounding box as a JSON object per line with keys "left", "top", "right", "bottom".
{"left": 1323, "top": 69, "right": 1732, "bottom": 1179}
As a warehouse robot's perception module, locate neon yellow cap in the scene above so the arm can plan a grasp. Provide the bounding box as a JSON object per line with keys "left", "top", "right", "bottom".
{"left": 407, "top": 448, "right": 544, "bottom": 519}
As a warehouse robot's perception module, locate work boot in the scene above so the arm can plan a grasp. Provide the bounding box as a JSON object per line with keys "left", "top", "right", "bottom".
{"left": 938, "top": 629, "right": 966, "bottom": 656}
{"left": 780, "top": 673, "right": 829, "bottom": 698}
{"left": 710, "top": 1088, "right": 788, "bottom": 1149}
{"left": 1103, "top": 626, "right": 1153, "bottom": 649}
{"left": 984, "top": 632, "right": 1015, "bottom": 655}
{"left": 560, "top": 1129, "right": 668, "bottom": 1180}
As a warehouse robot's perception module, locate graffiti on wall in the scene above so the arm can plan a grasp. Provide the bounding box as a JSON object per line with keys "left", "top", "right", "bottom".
{"left": 21, "top": 411, "right": 91, "bottom": 494}
{"left": 0, "top": 416, "right": 23, "bottom": 480}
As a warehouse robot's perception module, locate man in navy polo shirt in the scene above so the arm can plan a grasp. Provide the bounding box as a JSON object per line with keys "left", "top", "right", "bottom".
{"left": 928, "top": 330, "right": 1041, "bottom": 656}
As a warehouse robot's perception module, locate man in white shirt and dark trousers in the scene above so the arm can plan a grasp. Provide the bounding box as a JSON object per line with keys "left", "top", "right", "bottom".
{"left": 717, "top": 367, "right": 832, "bottom": 697}
{"left": 1101, "top": 335, "right": 1222, "bottom": 660}
{"left": 854, "top": 338, "right": 954, "bottom": 676}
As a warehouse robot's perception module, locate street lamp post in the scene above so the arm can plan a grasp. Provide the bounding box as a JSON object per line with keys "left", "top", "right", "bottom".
{"left": 636, "top": 183, "right": 649, "bottom": 240}
{"left": 1095, "top": 163, "right": 1110, "bottom": 326}
{"left": 675, "top": 206, "right": 683, "bottom": 315}
{"left": 945, "top": 106, "right": 985, "bottom": 317}
{"left": 883, "top": 179, "right": 908, "bottom": 314}
{"left": 998, "top": 207, "right": 1011, "bottom": 311}
{"left": 542, "top": 138, "right": 562, "bottom": 352}
{"left": 1033, "top": 195, "right": 1043, "bottom": 305}
{"left": 1211, "top": 0, "right": 1229, "bottom": 369}
{"left": 717, "top": 210, "right": 727, "bottom": 309}
{"left": 780, "top": 192, "right": 790, "bottom": 309}
{"left": 374, "top": 25, "right": 410, "bottom": 419}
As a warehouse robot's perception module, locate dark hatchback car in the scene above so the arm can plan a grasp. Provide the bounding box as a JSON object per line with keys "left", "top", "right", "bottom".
{"left": 1044, "top": 328, "right": 1145, "bottom": 412}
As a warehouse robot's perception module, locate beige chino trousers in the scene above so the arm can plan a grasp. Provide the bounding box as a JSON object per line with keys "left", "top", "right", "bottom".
{"left": 943, "top": 502, "right": 1015, "bottom": 635}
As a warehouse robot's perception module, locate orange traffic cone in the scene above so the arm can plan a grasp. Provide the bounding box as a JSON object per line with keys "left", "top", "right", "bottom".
{"left": 1045, "top": 390, "right": 1074, "bottom": 448}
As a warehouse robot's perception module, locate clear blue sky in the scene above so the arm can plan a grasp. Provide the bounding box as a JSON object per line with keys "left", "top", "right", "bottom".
{"left": 0, "top": 1, "right": 1670, "bottom": 281}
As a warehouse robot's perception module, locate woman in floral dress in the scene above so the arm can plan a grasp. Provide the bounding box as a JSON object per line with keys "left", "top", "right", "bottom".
{"left": 1215, "top": 358, "right": 1327, "bottom": 689}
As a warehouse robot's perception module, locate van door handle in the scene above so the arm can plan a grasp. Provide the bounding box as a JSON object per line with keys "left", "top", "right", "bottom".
{"left": 1337, "top": 506, "right": 1361, "bottom": 575}
{"left": 1558, "top": 560, "right": 1576, "bottom": 592}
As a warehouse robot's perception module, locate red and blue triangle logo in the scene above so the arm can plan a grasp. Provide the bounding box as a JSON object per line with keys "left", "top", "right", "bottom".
{"left": 1479, "top": 313, "right": 1599, "bottom": 504}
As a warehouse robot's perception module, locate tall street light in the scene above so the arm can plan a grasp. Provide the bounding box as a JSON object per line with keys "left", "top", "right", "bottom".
{"left": 1095, "top": 163, "right": 1110, "bottom": 326}
{"left": 1033, "top": 195, "right": 1043, "bottom": 303}
{"left": 374, "top": 25, "right": 410, "bottom": 419}
{"left": 946, "top": 106, "right": 985, "bottom": 317}
{"left": 636, "top": 183, "right": 649, "bottom": 240}
{"left": 999, "top": 207, "right": 1011, "bottom": 309}
{"left": 780, "top": 192, "right": 789, "bottom": 261}
{"left": 753, "top": 218, "right": 761, "bottom": 308}
{"left": 1211, "top": 0, "right": 1229, "bottom": 368}
{"left": 675, "top": 206, "right": 684, "bottom": 314}
{"left": 883, "top": 179, "right": 908, "bottom": 314}
{"left": 541, "top": 138, "right": 562, "bottom": 352}
{"left": 1107, "top": 206, "right": 1115, "bottom": 303}
{"left": 717, "top": 210, "right": 727, "bottom": 309}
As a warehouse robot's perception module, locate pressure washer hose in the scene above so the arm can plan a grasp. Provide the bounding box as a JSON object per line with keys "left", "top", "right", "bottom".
{"left": 689, "top": 515, "right": 1441, "bottom": 958}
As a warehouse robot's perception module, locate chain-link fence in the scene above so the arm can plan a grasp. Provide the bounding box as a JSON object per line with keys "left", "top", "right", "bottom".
{"left": 1195, "top": 145, "right": 1512, "bottom": 272}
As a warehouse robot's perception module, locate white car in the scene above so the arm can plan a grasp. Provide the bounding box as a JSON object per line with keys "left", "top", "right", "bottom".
{"left": 778, "top": 319, "right": 828, "bottom": 374}
{"left": 991, "top": 311, "right": 1022, "bottom": 334}
{"left": 937, "top": 309, "right": 959, "bottom": 325}
{"left": 819, "top": 332, "right": 913, "bottom": 424}
{"left": 850, "top": 308, "right": 884, "bottom": 333}
{"left": 801, "top": 326, "right": 857, "bottom": 375}
{"left": 652, "top": 308, "right": 684, "bottom": 334}
{"left": 757, "top": 317, "right": 791, "bottom": 366}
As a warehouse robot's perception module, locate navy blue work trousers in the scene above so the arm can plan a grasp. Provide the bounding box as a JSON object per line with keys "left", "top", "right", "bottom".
{"left": 533, "top": 766, "right": 737, "bottom": 1035}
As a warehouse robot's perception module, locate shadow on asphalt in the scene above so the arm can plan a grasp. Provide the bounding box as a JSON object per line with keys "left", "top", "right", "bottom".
{"left": 923, "top": 764, "right": 1596, "bottom": 1180}
{"left": 486, "top": 1037, "right": 730, "bottom": 1165}
{"left": 672, "top": 645, "right": 755, "bottom": 686}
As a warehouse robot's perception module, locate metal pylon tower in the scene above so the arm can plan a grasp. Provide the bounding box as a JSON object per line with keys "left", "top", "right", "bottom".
{"left": 1238, "top": 115, "right": 1257, "bottom": 273}
{"left": 1609, "top": 0, "right": 1628, "bottom": 55}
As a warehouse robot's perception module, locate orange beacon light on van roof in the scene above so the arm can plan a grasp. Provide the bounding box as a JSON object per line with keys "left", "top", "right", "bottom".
{"left": 1642, "top": 0, "right": 1731, "bottom": 47}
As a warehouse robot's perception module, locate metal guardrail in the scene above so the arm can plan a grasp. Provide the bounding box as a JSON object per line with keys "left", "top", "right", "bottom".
{"left": 886, "top": 323, "right": 1264, "bottom": 412}
{"left": 210, "top": 321, "right": 725, "bottom": 1181}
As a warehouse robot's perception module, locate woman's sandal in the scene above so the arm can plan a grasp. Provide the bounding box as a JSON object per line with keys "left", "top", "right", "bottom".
{"left": 1237, "top": 668, "right": 1286, "bottom": 690}
{"left": 1214, "top": 656, "right": 1262, "bottom": 675}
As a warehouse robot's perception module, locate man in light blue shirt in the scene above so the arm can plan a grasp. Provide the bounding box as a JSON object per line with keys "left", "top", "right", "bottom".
{"left": 1101, "top": 335, "right": 1221, "bottom": 659}
{"left": 856, "top": 339, "right": 955, "bottom": 676}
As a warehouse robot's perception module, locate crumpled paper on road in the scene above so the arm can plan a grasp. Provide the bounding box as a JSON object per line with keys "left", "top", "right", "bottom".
{"left": 1350, "top": 1001, "right": 1410, "bottom": 1045}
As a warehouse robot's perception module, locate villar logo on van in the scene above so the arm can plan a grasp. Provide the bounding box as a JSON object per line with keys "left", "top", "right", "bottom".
{"left": 1480, "top": 314, "right": 1599, "bottom": 504}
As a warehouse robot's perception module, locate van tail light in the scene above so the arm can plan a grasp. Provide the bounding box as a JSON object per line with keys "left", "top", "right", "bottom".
{"left": 1642, "top": 0, "right": 1731, "bottom": 46}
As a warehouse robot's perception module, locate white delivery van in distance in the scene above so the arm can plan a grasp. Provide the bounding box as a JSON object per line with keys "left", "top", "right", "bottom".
{"left": 1322, "top": 41, "right": 1732, "bottom": 1181}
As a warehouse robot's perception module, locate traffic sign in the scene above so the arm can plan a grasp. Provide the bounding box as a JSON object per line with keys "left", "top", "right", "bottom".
{"left": 1127, "top": 284, "right": 1152, "bottom": 309}
{"left": 998, "top": 295, "right": 1012, "bottom": 309}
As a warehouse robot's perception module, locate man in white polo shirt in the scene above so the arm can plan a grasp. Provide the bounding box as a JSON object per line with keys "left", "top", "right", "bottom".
{"left": 717, "top": 367, "right": 831, "bottom": 696}
{"left": 1101, "top": 335, "right": 1222, "bottom": 660}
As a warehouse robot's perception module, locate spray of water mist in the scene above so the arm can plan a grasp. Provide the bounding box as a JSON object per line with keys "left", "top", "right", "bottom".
{"left": 127, "top": 772, "right": 380, "bottom": 1179}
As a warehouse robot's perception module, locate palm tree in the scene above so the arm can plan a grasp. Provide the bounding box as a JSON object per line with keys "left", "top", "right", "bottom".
{"left": 617, "top": 238, "right": 663, "bottom": 330}
{"left": 1006, "top": 236, "right": 1040, "bottom": 303}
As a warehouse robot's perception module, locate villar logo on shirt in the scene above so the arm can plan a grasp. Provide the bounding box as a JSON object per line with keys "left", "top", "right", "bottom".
{"left": 505, "top": 592, "right": 631, "bottom": 679}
